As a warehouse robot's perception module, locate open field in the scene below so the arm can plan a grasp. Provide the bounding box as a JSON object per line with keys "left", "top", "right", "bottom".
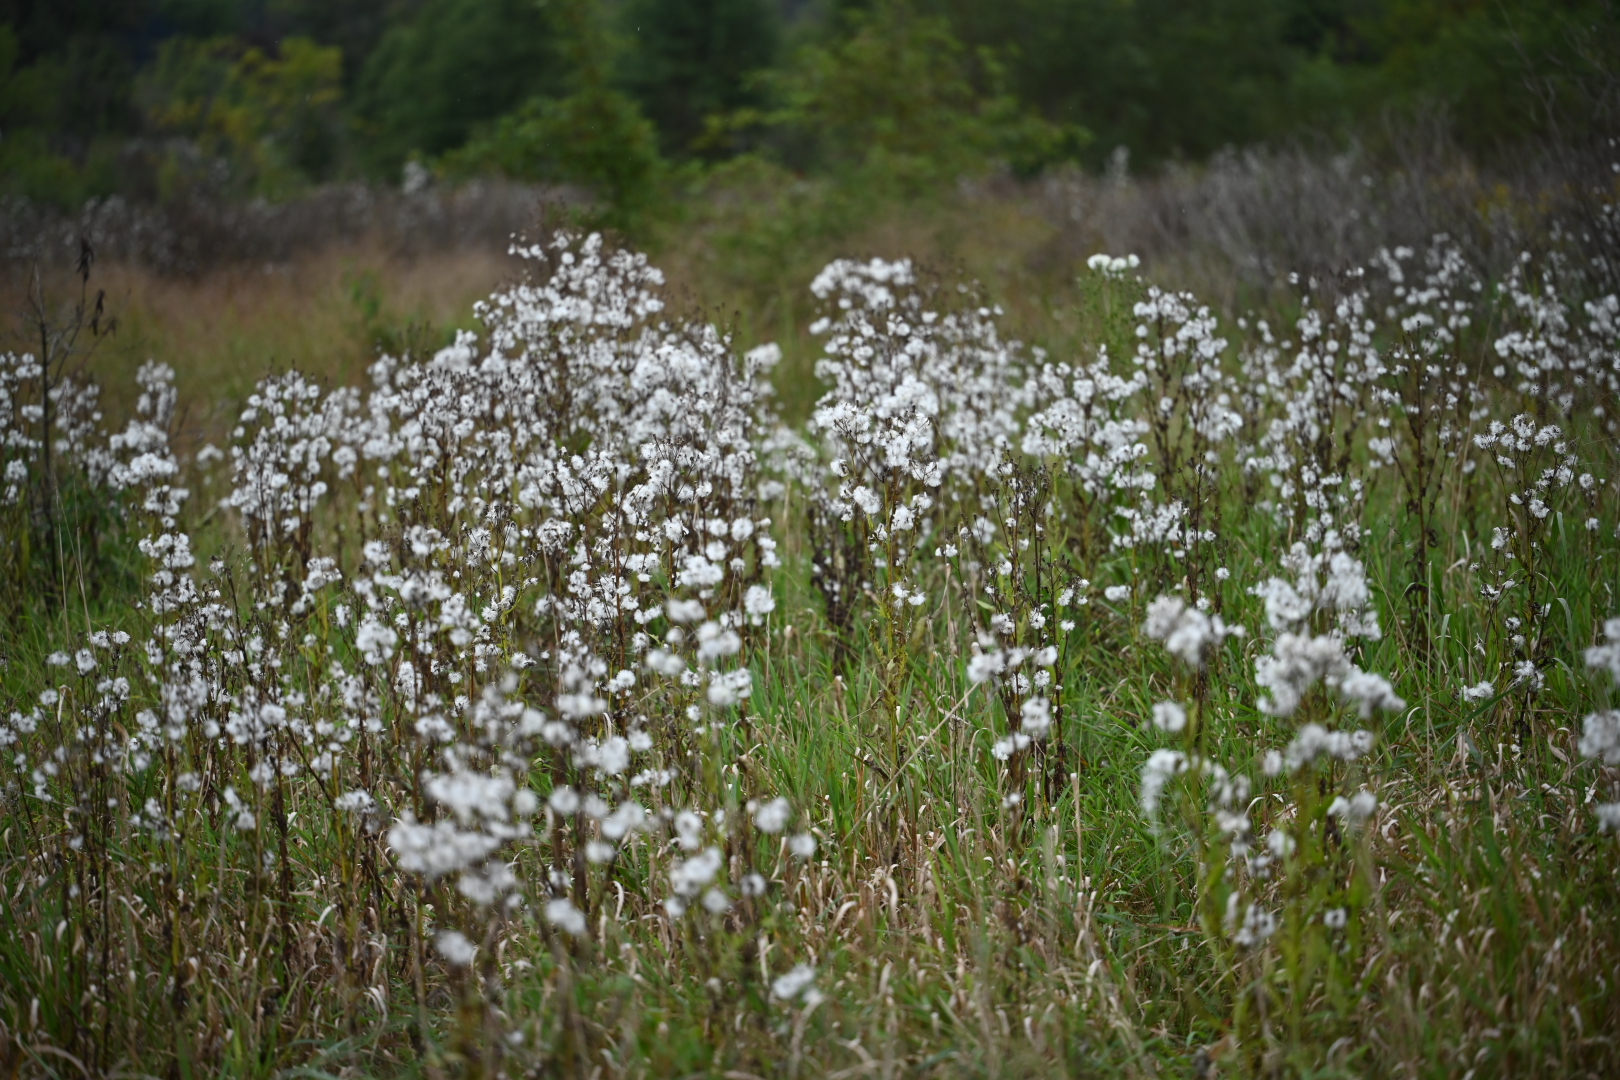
{"left": 1, "top": 160, "right": 1619, "bottom": 1080}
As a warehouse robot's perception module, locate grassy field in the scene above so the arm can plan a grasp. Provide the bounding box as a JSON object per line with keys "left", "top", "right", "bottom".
{"left": 1, "top": 172, "right": 1618, "bottom": 1080}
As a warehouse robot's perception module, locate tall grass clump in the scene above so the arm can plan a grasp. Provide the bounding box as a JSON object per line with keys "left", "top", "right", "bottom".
{"left": 2, "top": 194, "right": 1619, "bottom": 1078}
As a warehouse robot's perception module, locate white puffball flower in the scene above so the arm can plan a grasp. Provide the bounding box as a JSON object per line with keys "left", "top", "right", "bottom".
{"left": 744, "top": 584, "right": 776, "bottom": 618}
{"left": 1586, "top": 616, "right": 1620, "bottom": 682}
{"left": 546, "top": 897, "right": 589, "bottom": 938}
{"left": 666, "top": 598, "right": 706, "bottom": 624}
{"left": 1140, "top": 749, "right": 1187, "bottom": 817}
{"left": 1151, "top": 701, "right": 1187, "bottom": 733}
{"left": 1326, "top": 789, "right": 1378, "bottom": 825}
{"left": 966, "top": 650, "right": 1004, "bottom": 684}
{"left": 434, "top": 930, "right": 477, "bottom": 967}
{"left": 548, "top": 785, "right": 581, "bottom": 815}
{"left": 1020, "top": 697, "right": 1052, "bottom": 738}
{"left": 754, "top": 797, "right": 793, "bottom": 834}
{"left": 334, "top": 790, "right": 375, "bottom": 814}
{"left": 356, "top": 615, "right": 398, "bottom": 666}
{"left": 1143, "top": 594, "right": 1238, "bottom": 668}
{"left": 1578, "top": 709, "right": 1620, "bottom": 765}
{"left": 771, "top": 963, "right": 818, "bottom": 1002}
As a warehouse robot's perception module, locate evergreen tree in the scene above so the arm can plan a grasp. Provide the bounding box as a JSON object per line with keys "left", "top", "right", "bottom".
{"left": 617, "top": 0, "right": 779, "bottom": 156}
{"left": 352, "top": 0, "right": 564, "bottom": 175}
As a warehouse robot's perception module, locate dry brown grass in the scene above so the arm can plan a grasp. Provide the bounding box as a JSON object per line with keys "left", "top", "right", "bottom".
{"left": 2, "top": 247, "right": 512, "bottom": 448}
{"left": 2, "top": 192, "right": 1075, "bottom": 436}
{"left": 8, "top": 126, "right": 1606, "bottom": 435}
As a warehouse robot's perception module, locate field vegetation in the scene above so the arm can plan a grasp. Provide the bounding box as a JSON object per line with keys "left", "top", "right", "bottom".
{"left": 3, "top": 151, "right": 1620, "bottom": 1076}
{"left": 4, "top": 0, "right": 1620, "bottom": 1077}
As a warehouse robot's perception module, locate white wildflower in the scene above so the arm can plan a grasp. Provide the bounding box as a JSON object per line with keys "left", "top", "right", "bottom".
{"left": 1143, "top": 594, "right": 1238, "bottom": 668}
{"left": 1579, "top": 710, "right": 1620, "bottom": 765}
{"left": 771, "top": 963, "right": 818, "bottom": 1002}
{"left": 1151, "top": 701, "right": 1187, "bottom": 733}
{"left": 434, "top": 930, "right": 476, "bottom": 967}
{"left": 1140, "top": 748, "right": 1188, "bottom": 816}
{"left": 546, "top": 897, "right": 589, "bottom": 938}
{"left": 754, "top": 797, "right": 793, "bottom": 834}
{"left": 1586, "top": 617, "right": 1620, "bottom": 682}
{"left": 356, "top": 616, "right": 398, "bottom": 666}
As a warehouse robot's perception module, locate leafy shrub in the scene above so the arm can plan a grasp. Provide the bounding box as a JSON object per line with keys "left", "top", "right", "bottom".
{"left": 351, "top": 0, "right": 568, "bottom": 176}
{"left": 722, "top": 0, "right": 1087, "bottom": 186}
{"left": 616, "top": 0, "right": 781, "bottom": 157}
{"left": 443, "top": 86, "right": 665, "bottom": 220}
{"left": 139, "top": 35, "right": 345, "bottom": 197}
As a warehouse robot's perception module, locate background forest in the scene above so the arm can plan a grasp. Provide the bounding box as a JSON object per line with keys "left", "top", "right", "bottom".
{"left": 2, "top": 0, "right": 1617, "bottom": 215}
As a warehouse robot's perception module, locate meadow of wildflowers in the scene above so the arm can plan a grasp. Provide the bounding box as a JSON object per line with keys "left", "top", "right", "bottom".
{"left": 1, "top": 213, "right": 1619, "bottom": 1079}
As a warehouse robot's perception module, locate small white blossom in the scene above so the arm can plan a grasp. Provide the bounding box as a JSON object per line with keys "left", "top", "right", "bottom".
{"left": 771, "top": 963, "right": 818, "bottom": 1002}
{"left": 754, "top": 797, "right": 792, "bottom": 834}
{"left": 434, "top": 931, "right": 476, "bottom": 967}
{"left": 1151, "top": 701, "right": 1187, "bottom": 733}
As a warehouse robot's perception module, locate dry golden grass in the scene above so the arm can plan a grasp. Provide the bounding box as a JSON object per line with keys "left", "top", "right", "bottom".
{"left": 3, "top": 189, "right": 1081, "bottom": 435}
{"left": 2, "top": 248, "right": 512, "bottom": 447}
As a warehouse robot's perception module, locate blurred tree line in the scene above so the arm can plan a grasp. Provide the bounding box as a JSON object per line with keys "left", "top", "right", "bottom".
{"left": 1, "top": 0, "right": 1615, "bottom": 214}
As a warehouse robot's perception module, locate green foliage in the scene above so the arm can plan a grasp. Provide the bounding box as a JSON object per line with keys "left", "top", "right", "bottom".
{"left": 616, "top": 0, "right": 780, "bottom": 157}
{"left": 0, "top": 0, "right": 146, "bottom": 137}
{"left": 445, "top": 86, "right": 666, "bottom": 221}
{"left": 926, "top": 0, "right": 1620, "bottom": 166}
{"left": 922, "top": 0, "right": 1363, "bottom": 166}
{"left": 264, "top": 0, "right": 418, "bottom": 87}
{"left": 1, "top": 0, "right": 1618, "bottom": 217}
{"left": 438, "top": 0, "right": 666, "bottom": 224}
{"left": 351, "top": 0, "right": 566, "bottom": 176}
{"left": 0, "top": 270, "right": 143, "bottom": 621}
{"left": 1372, "top": 0, "right": 1620, "bottom": 150}
{"left": 139, "top": 34, "right": 344, "bottom": 197}
{"left": 0, "top": 19, "right": 130, "bottom": 206}
{"left": 732, "top": 0, "right": 1087, "bottom": 186}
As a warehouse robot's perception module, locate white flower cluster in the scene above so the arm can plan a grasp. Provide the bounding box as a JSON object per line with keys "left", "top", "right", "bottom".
{"left": 1473, "top": 415, "right": 1577, "bottom": 532}
{"left": 1023, "top": 347, "right": 1152, "bottom": 503}
{"left": 1, "top": 233, "right": 812, "bottom": 1028}
{"left": 809, "top": 257, "right": 1035, "bottom": 490}
{"left": 1114, "top": 285, "right": 1241, "bottom": 561}
{"left": 1239, "top": 276, "right": 1391, "bottom": 543}
{"left": 1492, "top": 252, "right": 1620, "bottom": 425}
{"left": 1245, "top": 532, "right": 1402, "bottom": 719}
{"left": 1086, "top": 252, "right": 1141, "bottom": 279}
{"left": 1142, "top": 594, "right": 1240, "bottom": 668}
{"left": 227, "top": 371, "right": 357, "bottom": 580}
{"left": 0, "top": 349, "right": 169, "bottom": 510}
{"left": 1580, "top": 616, "right": 1620, "bottom": 832}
